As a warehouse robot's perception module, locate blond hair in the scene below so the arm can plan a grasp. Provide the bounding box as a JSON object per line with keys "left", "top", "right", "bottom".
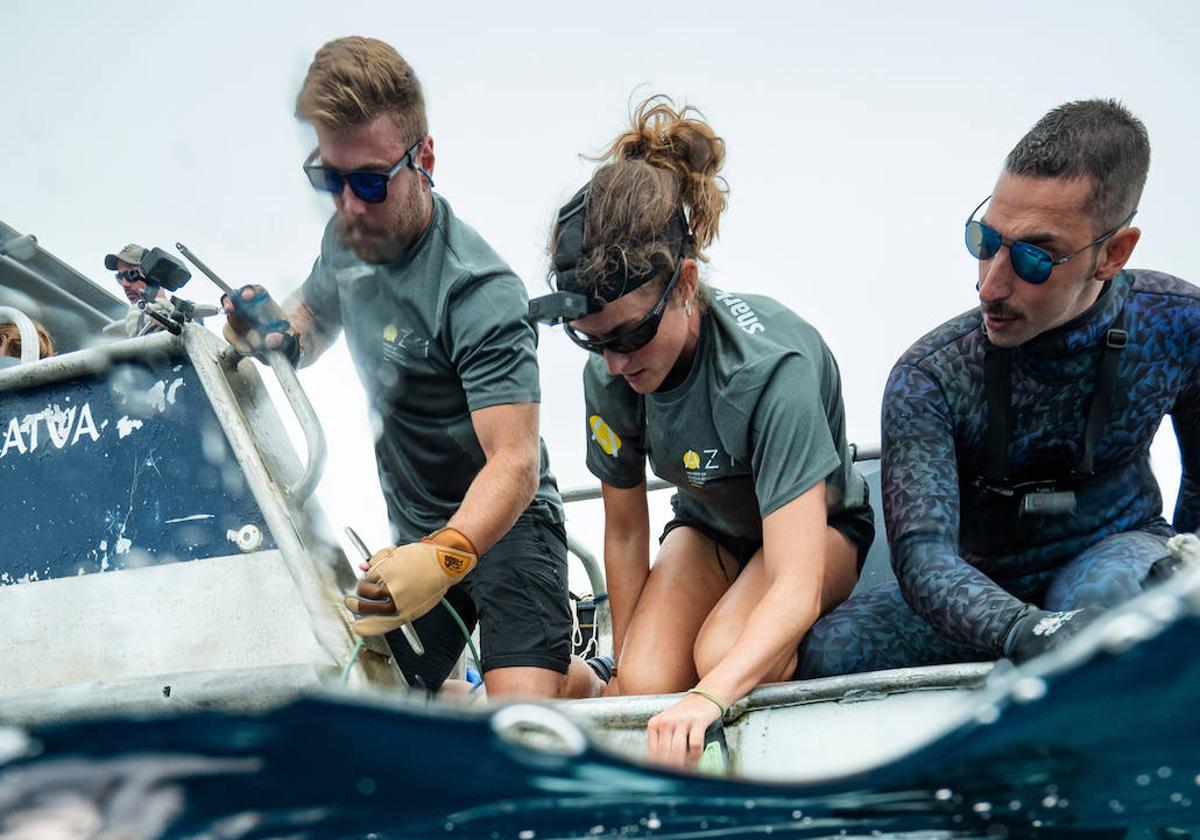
{"left": 0, "top": 320, "right": 53, "bottom": 360}
{"left": 295, "top": 36, "right": 427, "bottom": 143}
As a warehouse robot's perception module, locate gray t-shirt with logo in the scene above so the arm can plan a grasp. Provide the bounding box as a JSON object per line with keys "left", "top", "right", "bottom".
{"left": 300, "top": 194, "right": 563, "bottom": 542}
{"left": 583, "top": 290, "right": 863, "bottom": 543}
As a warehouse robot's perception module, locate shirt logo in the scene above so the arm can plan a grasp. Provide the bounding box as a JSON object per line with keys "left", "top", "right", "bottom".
{"left": 683, "top": 447, "right": 724, "bottom": 486}
{"left": 589, "top": 415, "right": 622, "bottom": 458}
{"left": 712, "top": 290, "right": 765, "bottom": 335}
{"left": 382, "top": 323, "right": 430, "bottom": 364}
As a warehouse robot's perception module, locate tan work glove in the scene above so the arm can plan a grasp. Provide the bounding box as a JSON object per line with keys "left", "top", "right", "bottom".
{"left": 345, "top": 528, "right": 478, "bottom": 636}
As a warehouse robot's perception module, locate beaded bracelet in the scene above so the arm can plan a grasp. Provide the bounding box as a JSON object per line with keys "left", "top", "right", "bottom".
{"left": 686, "top": 687, "right": 728, "bottom": 716}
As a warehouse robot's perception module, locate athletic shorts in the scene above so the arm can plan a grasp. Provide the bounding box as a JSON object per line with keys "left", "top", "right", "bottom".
{"left": 659, "top": 483, "right": 876, "bottom": 572}
{"left": 385, "top": 510, "right": 572, "bottom": 692}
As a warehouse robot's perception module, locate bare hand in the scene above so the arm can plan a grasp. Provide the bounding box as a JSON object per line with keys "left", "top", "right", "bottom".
{"left": 645, "top": 692, "right": 722, "bottom": 769}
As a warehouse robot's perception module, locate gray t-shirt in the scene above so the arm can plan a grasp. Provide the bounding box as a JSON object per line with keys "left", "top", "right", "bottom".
{"left": 300, "top": 194, "right": 563, "bottom": 542}
{"left": 584, "top": 290, "right": 864, "bottom": 543}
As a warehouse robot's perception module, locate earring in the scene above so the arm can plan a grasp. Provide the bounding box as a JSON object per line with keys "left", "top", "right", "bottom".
{"left": 684, "top": 299, "right": 694, "bottom": 317}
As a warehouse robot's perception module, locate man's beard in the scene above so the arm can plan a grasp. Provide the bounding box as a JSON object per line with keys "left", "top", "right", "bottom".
{"left": 339, "top": 176, "right": 425, "bottom": 265}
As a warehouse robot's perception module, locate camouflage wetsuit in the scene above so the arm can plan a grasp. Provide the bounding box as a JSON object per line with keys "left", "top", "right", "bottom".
{"left": 799, "top": 269, "right": 1200, "bottom": 676}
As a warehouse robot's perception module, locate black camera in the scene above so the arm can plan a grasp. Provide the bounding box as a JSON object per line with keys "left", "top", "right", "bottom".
{"left": 527, "top": 290, "right": 590, "bottom": 324}
{"left": 139, "top": 247, "right": 192, "bottom": 292}
{"left": 1019, "top": 489, "right": 1077, "bottom": 518}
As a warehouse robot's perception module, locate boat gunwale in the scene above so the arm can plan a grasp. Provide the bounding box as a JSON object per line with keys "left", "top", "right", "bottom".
{"left": 555, "top": 662, "right": 996, "bottom": 730}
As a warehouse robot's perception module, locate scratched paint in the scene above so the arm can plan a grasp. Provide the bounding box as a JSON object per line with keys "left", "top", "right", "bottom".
{"left": 1, "top": 354, "right": 275, "bottom": 585}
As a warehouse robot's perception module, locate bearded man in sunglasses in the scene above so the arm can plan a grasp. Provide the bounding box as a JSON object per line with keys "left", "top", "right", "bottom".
{"left": 799, "top": 99, "right": 1200, "bottom": 676}
{"left": 220, "top": 37, "right": 592, "bottom": 700}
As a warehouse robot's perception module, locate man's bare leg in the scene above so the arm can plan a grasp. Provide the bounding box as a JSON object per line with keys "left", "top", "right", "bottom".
{"left": 483, "top": 658, "right": 607, "bottom": 699}
{"left": 482, "top": 666, "right": 564, "bottom": 699}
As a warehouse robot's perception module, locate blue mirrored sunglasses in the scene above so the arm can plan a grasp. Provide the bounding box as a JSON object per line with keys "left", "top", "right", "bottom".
{"left": 303, "top": 137, "right": 431, "bottom": 204}
{"left": 964, "top": 195, "right": 1136, "bottom": 285}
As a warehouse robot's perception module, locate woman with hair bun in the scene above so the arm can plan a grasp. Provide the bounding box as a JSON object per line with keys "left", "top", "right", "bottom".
{"left": 546, "top": 96, "right": 874, "bottom": 767}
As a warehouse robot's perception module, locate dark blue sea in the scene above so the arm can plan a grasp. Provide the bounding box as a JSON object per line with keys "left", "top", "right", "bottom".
{"left": 2, "top": 596, "right": 1198, "bottom": 839}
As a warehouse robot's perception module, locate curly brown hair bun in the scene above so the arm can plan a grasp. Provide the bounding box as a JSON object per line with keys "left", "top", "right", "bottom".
{"left": 554, "top": 95, "right": 729, "bottom": 302}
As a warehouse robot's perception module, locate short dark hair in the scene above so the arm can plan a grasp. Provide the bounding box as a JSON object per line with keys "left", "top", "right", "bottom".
{"left": 1004, "top": 99, "right": 1149, "bottom": 229}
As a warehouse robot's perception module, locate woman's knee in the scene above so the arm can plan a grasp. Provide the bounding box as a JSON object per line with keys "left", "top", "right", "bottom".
{"left": 692, "top": 630, "right": 730, "bottom": 679}
{"left": 615, "top": 652, "right": 694, "bottom": 695}
{"left": 693, "top": 612, "right": 798, "bottom": 684}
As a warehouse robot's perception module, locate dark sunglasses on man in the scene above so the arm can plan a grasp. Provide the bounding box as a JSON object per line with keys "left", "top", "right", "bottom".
{"left": 115, "top": 268, "right": 144, "bottom": 283}
{"left": 562, "top": 260, "right": 683, "bottom": 355}
{"left": 964, "top": 195, "right": 1136, "bottom": 285}
{"left": 303, "top": 137, "right": 433, "bottom": 204}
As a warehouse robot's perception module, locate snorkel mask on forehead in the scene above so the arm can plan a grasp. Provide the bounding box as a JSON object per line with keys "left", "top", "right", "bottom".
{"left": 527, "top": 183, "right": 692, "bottom": 330}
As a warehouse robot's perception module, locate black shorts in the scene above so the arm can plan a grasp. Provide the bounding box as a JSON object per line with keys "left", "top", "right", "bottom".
{"left": 385, "top": 511, "right": 572, "bottom": 692}
{"left": 659, "top": 484, "right": 876, "bottom": 572}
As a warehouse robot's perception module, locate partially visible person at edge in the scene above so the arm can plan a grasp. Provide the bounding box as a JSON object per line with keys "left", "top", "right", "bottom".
{"left": 104, "top": 243, "right": 167, "bottom": 337}
{"left": 0, "top": 319, "right": 53, "bottom": 364}
{"left": 545, "top": 96, "right": 874, "bottom": 767}
{"left": 221, "top": 36, "right": 603, "bottom": 700}
{"left": 799, "top": 99, "right": 1200, "bottom": 677}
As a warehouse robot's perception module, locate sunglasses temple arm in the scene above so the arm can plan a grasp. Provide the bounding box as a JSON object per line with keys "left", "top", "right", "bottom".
{"left": 412, "top": 163, "right": 435, "bottom": 189}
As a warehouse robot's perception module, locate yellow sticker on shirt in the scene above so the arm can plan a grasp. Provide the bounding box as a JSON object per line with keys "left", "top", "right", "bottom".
{"left": 589, "top": 415, "right": 622, "bottom": 458}
{"left": 682, "top": 450, "right": 701, "bottom": 470}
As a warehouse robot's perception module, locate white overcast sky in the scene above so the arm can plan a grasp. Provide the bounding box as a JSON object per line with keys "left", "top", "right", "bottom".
{"left": 3, "top": 0, "right": 1197, "bottom": 575}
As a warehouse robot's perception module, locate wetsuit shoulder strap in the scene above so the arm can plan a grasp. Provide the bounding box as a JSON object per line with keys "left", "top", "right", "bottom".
{"left": 984, "top": 345, "right": 1012, "bottom": 482}
{"left": 1077, "top": 310, "right": 1128, "bottom": 476}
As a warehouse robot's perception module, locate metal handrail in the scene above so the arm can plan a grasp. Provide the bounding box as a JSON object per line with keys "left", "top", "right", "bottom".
{"left": 264, "top": 352, "right": 327, "bottom": 504}
{"left": 560, "top": 478, "right": 672, "bottom": 505}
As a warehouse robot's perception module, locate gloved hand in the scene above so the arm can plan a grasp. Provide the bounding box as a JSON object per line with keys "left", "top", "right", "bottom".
{"left": 1003, "top": 605, "right": 1105, "bottom": 663}
{"left": 345, "top": 528, "right": 478, "bottom": 635}
{"left": 220, "top": 284, "right": 299, "bottom": 364}
{"left": 1144, "top": 534, "right": 1200, "bottom": 586}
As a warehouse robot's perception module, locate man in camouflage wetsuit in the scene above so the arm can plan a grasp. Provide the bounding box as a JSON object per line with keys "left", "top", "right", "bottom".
{"left": 799, "top": 100, "right": 1200, "bottom": 674}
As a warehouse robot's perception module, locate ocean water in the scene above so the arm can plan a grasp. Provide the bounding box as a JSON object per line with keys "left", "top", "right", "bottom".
{"left": 1, "top": 593, "right": 1198, "bottom": 839}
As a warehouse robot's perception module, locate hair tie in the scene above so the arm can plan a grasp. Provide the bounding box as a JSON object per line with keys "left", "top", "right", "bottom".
{"left": 687, "top": 687, "right": 728, "bottom": 716}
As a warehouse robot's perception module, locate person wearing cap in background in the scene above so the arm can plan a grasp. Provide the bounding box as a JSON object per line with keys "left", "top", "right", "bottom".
{"left": 104, "top": 243, "right": 168, "bottom": 337}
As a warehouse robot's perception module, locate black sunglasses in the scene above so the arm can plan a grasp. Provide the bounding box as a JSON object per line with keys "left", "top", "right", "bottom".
{"left": 303, "top": 137, "right": 432, "bottom": 204}
{"left": 965, "top": 195, "right": 1136, "bottom": 285}
{"left": 115, "top": 268, "right": 144, "bottom": 283}
{"left": 563, "top": 261, "right": 683, "bottom": 354}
